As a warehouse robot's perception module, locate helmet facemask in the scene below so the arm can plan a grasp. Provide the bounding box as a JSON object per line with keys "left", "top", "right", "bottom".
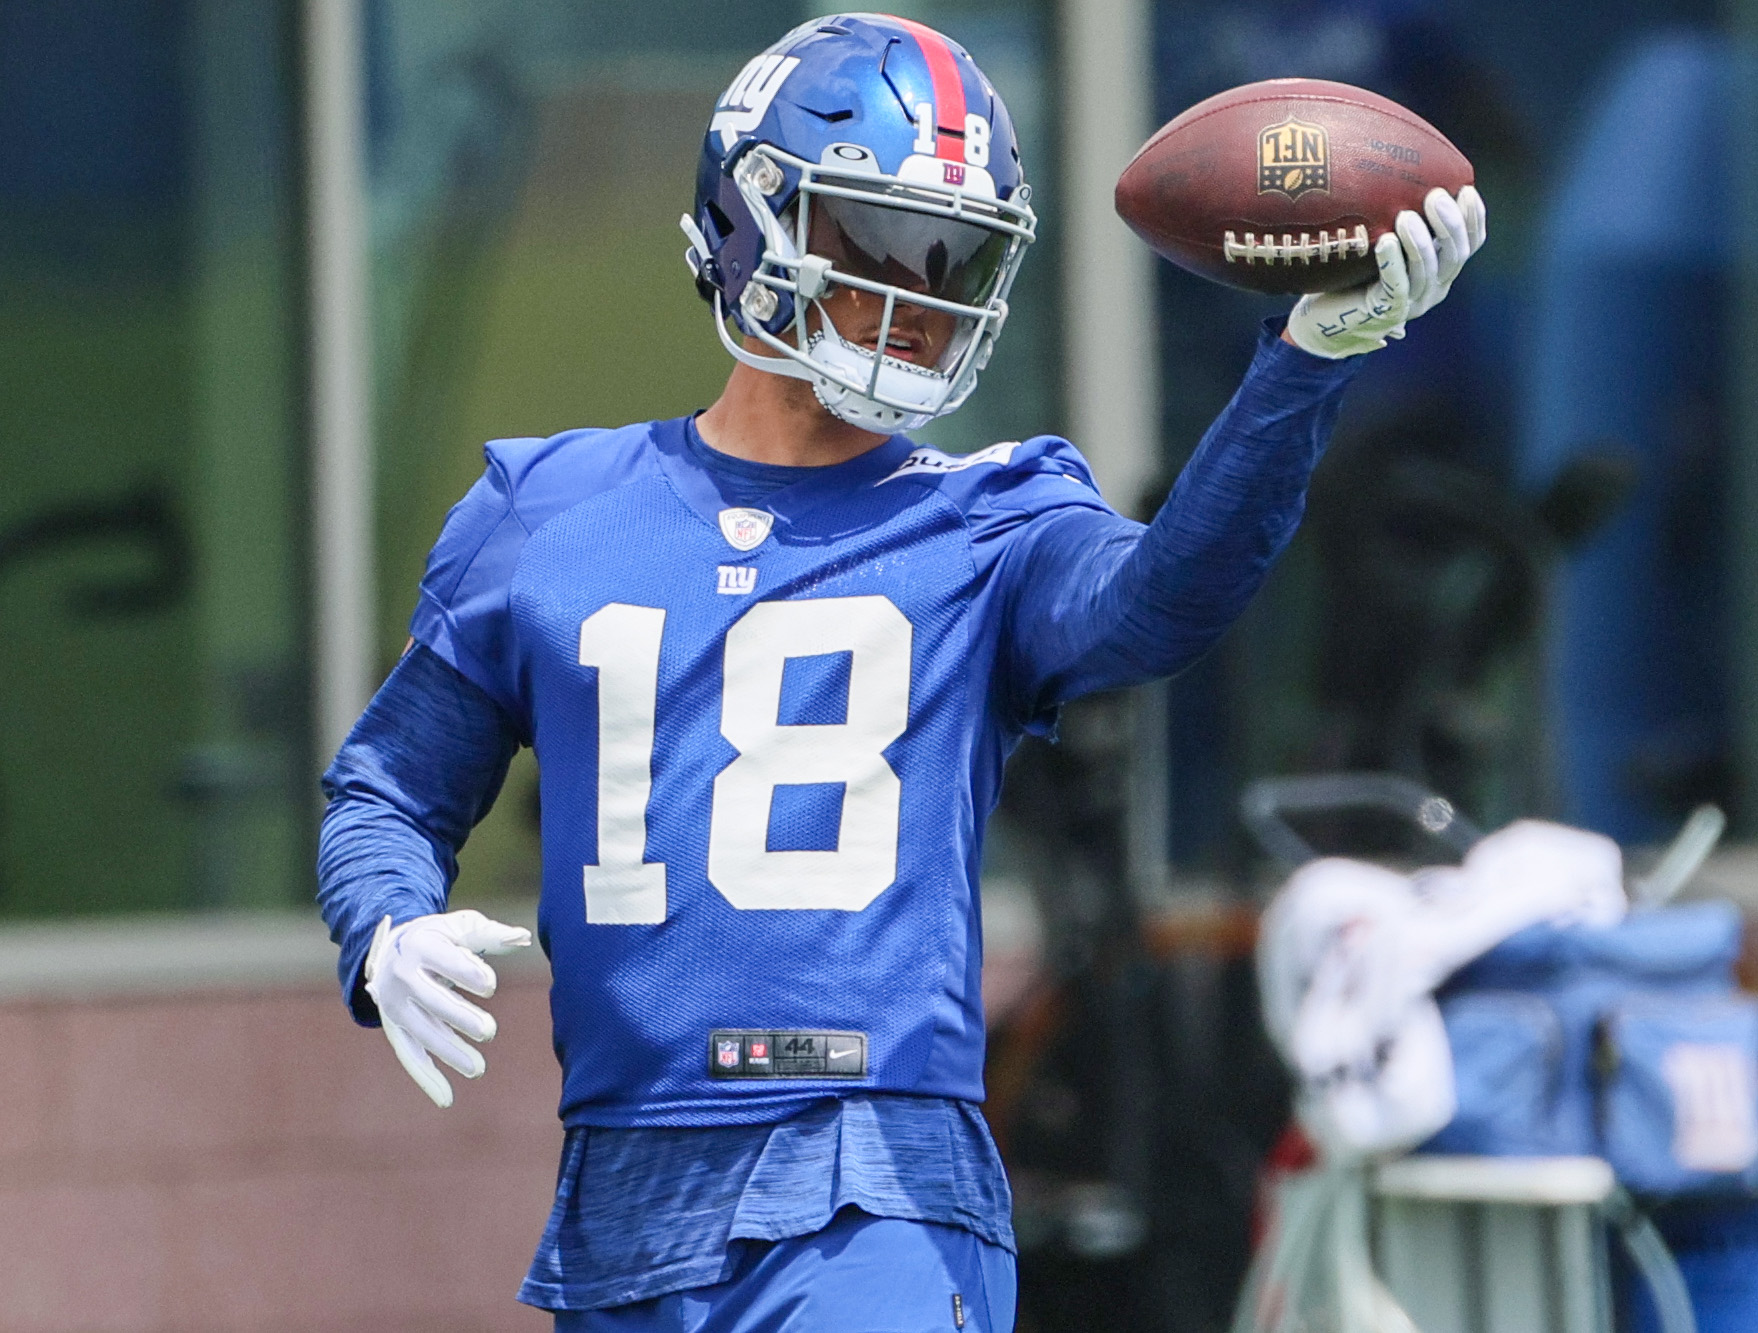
{"left": 706, "top": 145, "right": 1036, "bottom": 433}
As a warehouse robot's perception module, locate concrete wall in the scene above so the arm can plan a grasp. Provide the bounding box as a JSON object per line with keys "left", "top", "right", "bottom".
{"left": 0, "top": 910, "right": 559, "bottom": 1333}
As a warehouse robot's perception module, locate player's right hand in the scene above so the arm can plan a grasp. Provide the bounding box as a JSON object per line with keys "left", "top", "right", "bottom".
{"left": 363, "top": 909, "right": 532, "bottom": 1108}
{"left": 1285, "top": 185, "right": 1486, "bottom": 359}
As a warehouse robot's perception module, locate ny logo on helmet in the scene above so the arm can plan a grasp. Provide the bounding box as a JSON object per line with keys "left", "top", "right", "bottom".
{"left": 711, "top": 54, "right": 801, "bottom": 150}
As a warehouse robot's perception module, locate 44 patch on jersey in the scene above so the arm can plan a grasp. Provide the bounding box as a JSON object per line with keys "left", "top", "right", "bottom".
{"left": 708, "top": 1029, "right": 868, "bottom": 1078}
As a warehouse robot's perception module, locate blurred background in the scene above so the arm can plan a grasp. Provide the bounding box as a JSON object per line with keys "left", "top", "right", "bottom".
{"left": 4, "top": 0, "right": 1758, "bottom": 1329}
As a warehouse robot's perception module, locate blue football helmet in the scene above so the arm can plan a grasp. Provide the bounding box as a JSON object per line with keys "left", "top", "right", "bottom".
{"left": 682, "top": 14, "right": 1037, "bottom": 433}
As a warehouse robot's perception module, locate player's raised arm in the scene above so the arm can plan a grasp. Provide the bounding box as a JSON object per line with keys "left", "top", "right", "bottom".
{"left": 997, "top": 82, "right": 1489, "bottom": 717}
{"left": 1000, "top": 200, "right": 1484, "bottom": 714}
{"left": 995, "top": 324, "right": 1358, "bottom": 715}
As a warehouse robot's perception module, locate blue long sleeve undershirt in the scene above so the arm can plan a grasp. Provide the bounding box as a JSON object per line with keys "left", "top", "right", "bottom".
{"left": 316, "top": 642, "right": 520, "bottom": 1019}
{"left": 1004, "top": 323, "right": 1358, "bottom": 711}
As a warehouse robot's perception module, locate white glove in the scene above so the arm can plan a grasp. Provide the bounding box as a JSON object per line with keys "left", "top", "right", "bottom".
{"left": 362, "top": 909, "right": 532, "bottom": 1108}
{"left": 1286, "top": 185, "right": 1487, "bottom": 359}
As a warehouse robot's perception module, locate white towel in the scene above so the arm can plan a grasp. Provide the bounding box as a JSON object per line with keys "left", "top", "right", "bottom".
{"left": 1258, "top": 820, "right": 1626, "bottom": 1160}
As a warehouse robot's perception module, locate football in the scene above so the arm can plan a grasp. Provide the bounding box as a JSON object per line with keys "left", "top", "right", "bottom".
{"left": 1115, "top": 79, "right": 1474, "bottom": 295}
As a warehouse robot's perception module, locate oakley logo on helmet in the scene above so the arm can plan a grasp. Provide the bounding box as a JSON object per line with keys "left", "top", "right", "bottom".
{"left": 823, "top": 143, "right": 880, "bottom": 173}
{"left": 711, "top": 53, "right": 801, "bottom": 151}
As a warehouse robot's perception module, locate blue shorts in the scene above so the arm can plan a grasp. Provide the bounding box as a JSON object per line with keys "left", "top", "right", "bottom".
{"left": 552, "top": 1209, "right": 1016, "bottom": 1333}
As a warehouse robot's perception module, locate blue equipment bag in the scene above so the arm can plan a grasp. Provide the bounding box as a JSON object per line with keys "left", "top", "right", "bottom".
{"left": 1600, "top": 994, "right": 1758, "bottom": 1196}
{"left": 1426, "top": 899, "right": 1757, "bottom": 1196}
{"left": 1428, "top": 899, "right": 1758, "bottom": 1332}
{"left": 1427, "top": 989, "right": 1564, "bottom": 1157}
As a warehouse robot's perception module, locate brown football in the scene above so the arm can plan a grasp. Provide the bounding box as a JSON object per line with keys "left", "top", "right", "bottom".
{"left": 1115, "top": 79, "right": 1474, "bottom": 295}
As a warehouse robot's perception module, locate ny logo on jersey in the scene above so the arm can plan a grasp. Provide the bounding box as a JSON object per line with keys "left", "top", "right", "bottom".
{"left": 711, "top": 54, "right": 801, "bottom": 150}
{"left": 717, "top": 565, "right": 758, "bottom": 596}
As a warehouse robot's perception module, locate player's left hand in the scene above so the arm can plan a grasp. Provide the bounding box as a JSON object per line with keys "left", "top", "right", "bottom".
{"left": 1285, "top": 185, "right": 1487, "bottom": 359}
{"left": 363, "top": 909, "right": 532, "bottom": 1108}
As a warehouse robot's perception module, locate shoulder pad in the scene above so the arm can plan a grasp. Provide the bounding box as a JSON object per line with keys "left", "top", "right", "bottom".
{"left": 484, "top": 422, "right": 659, "bottom": 533}
{"left": 875, "top": 434, "right": 1108, "bottom": 516}
{"left": 876, "top": 439, "right": 1026, "bottom": 485}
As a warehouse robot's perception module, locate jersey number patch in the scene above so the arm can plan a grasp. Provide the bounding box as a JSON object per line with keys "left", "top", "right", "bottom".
{"left": 577, "top": 596, "right": 912, "bottom": 924}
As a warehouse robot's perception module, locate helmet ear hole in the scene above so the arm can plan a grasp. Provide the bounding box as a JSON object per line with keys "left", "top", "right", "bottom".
{"left": 704, "top": 199, "right": 736, "bottom": 243}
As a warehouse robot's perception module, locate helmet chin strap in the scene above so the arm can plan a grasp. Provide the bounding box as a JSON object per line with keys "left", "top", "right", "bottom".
{"left": 710, "top": 291, "right": 941, "bottom": 432}
{"left": 805, "top": 331, "right": 943, "bottom": 432}
{"left": 710, "top": 291, "right": 822, "bottom": 385}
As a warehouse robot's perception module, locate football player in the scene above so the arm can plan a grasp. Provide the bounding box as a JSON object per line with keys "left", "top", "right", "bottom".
{"left": 318, "top": 13, "right": 1485, "bottom": 1332}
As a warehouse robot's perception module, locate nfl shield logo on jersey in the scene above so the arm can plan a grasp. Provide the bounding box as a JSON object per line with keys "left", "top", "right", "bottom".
{"left": 718, "top": 507, "right": 774, "bottom": 551}
{"left": 715, "top": 1038, "right": 742, "bottom": 1070}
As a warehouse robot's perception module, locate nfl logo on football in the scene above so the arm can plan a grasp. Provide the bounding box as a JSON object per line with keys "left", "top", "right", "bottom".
{"left": 716, "top": 1039, "right": 741, "bottom": 1070}
{"left": 1257, "top": 116, "right": 1329, "bottom": 200}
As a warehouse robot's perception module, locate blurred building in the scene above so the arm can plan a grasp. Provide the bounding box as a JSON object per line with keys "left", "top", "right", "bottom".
{"left": 3, "top": 0, "right": 1758, "bottom": 1330}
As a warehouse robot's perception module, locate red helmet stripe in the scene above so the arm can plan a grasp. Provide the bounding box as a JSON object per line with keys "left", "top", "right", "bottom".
{"left": 893, "top": 17, "right": 968, "bottom": 161}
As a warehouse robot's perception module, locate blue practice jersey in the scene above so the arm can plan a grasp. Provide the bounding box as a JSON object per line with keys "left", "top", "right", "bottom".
{"left": 413, "top": 417, "right": 1115, "bottom": 1125}
{"left": 384, "top": 326, "right": 1355, "bottom": 1128}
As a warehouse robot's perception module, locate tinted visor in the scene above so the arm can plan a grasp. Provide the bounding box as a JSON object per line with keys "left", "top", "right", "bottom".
{"left": 809, "top": 193, "right": 1011, "bottom": 307}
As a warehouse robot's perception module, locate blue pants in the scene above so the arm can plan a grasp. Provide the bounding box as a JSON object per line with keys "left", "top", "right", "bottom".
{"left": 1625, "top": 1199, "right": 1758, "bottom": 1333}
{"left": 553, "top": 1210, "right": 1017, "bottom": 1333}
